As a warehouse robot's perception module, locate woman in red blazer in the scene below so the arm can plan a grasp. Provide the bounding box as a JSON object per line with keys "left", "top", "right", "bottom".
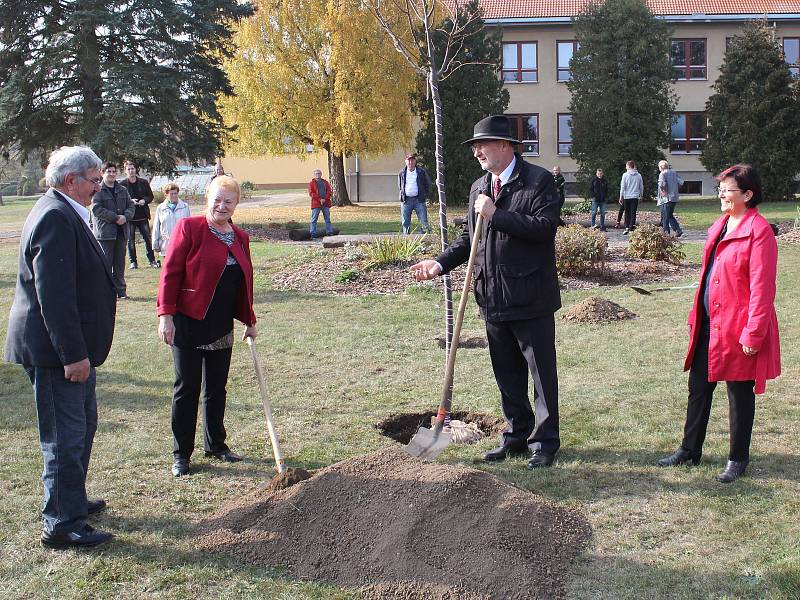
{"left": 658, "top": 164, "right": 780, "bottom": 483}
{"left": 157, "top": 176, "right": 257, "bottom": 477}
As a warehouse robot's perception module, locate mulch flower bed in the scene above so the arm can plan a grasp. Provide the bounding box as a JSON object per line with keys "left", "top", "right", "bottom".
{"left": 267, "top": 244, "right": 700, "bottom": 297}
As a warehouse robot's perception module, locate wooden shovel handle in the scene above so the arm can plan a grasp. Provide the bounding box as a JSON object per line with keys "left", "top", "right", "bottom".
{"left": 435, "top": 213, "right": 484, "bottom": 426}
{"left": 246, "top": 336, "right": 287, "bottom": 474}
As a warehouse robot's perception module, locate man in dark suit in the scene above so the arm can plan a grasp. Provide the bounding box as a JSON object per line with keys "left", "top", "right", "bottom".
{"left": 92, "top": 162, "right": 134, "bottom": 299}
{"left": 411, "top": 115, "right": 562, "bottom": 469}
{"left": 4, "top": 146, "right": 117, "bottom": 548}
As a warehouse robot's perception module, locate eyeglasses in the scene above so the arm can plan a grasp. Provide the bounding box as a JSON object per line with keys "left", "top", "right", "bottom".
{"left": 77, "top": 174, "right": 102, "bottom": 187}
{"left": 716, "top": 186, "right": 742, "bottom": 194}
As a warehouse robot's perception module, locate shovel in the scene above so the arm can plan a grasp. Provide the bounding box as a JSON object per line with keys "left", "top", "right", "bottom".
{"left": 406, "top": 213, "right": 484, "bottom": 460}
{"left": 630, "top": 282, "right": 699, "bottom": 295}
{"left": 246, "top": 336, "right": 287, "bottom": 474}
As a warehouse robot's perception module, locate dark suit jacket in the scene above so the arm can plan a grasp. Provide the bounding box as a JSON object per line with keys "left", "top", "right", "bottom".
{"left": 437, "top": 155, "right": 561, "bottom": 322}
{"left": 91, "top": 182, "right": 134, "bottom": 241}
{"left": 4, "top": 189, "right": 117, "bottom": 368}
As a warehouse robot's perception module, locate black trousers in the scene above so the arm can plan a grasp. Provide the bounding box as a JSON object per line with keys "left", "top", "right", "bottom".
{"left": 623, "top": 198, "right": 639, "bottom": 229}
{"left": 681, "top": 328, "right": 756, "bottom": 462}
{"left": 99, "top": 237, "right": 127, "bottom": 297}
{"left": 485, "top": 314, "right": 560, "bottom": 455}
{"left": 127, "top": 220, "right": 155, "bottom": 264}
{"left": 171, "top": 345, "right": 233, "bottom": 459}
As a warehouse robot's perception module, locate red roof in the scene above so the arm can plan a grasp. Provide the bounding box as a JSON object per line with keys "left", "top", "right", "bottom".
{"left": 480, "top": 0, "right": 800, "bottom": 18}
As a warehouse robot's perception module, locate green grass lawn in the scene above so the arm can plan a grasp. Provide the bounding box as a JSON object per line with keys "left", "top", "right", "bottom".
{"left": 0, "top": 196, "right": 39, "bottom": 233}
{"left": 0, "top": 202, "right": 799, "bottom": 598}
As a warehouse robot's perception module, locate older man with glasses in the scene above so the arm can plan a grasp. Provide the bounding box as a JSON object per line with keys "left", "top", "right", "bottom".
{"left": 4, "top": 146, "right": 118, "bottom": 548}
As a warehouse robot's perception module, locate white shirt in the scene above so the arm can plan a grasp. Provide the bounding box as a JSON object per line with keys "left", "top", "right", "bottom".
{"left": 57, "top": 188, "right": 91, "bottom": 227}
{"left": 492, "top": 156, "right": 517, "bottom": 194}
{"left": 405, "top": 168, "right": 419, "bottom": 197}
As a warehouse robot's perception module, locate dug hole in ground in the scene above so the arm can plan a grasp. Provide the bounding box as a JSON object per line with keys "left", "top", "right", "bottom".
{"left": 198, "top": 448, "right": 592, "bottom": 600}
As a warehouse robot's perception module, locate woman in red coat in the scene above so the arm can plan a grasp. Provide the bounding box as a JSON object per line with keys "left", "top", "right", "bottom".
{"left": 157, "top": 176, "right": 257, "bottom": 477}
{"left": 658, "top": 164, "right": 780, "bottom": 483}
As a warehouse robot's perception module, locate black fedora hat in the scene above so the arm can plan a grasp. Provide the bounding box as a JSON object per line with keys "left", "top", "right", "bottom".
{"left": 462, "top": 115, "right": 521, "bottom": 145}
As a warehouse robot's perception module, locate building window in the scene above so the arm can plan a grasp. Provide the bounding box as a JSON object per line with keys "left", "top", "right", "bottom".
{"left": 671, "top": 112, "right": 706, "bottom": 153}
{"left": 557, "top": 114, "right": 572, "bottom": 155}
{"left": 506, "top": 114, "right": 539, "bottom": 155}
{"left": 502, "top": 42, "right": 538, "bottom": 83}
{"left": 671, "top": 39, "right": 706, "bottom": 80}
{"left": 784, "top": 38, "right": 800, "bottom": 78}
{"left": 557, "top": 41, "right": 579, "bottom": 81}
{"left": 679, "top": 180, "right": 703, "bottom": 195}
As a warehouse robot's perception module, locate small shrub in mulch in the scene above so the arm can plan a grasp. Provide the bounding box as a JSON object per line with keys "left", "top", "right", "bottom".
{"left": 625, "top": 223, "right": 685, "bottom": 264}
{"left": 556, "top": 224, "right": 608, "bottom": 275}
{"left": 560, "top": 296, "right": 636, "bottom": 324}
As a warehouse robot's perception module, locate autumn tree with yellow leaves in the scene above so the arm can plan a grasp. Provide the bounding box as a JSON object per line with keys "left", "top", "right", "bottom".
{"left": 221, "top": 0, "right": 416, "bottom": 205}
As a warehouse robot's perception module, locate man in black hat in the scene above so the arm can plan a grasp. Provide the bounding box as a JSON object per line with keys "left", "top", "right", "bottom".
{"left": 410, "top": 115, "right": 562, "bottom": 469}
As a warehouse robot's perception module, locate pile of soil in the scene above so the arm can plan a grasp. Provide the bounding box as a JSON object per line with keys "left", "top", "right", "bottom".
{"left": 560, "top": 296, "right": 637, "bottom": 324}
{"left": 197, "top": 449, "right": 592, "bottom": 600}
{"left": 264, "top": 467, "right": 312, "bottom": 491}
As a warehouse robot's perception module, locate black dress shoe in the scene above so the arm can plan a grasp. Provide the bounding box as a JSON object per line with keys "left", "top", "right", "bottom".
{"left": 205, "top": 450, "right": 243, "bottom": 463}
{"left": 527, "top": 450, "right": 555, "bottom": 469}
{"left": 171, "top": 458, "right": 190, "bottom": 477}
{"left": 87, "top": 498, "right": 107, "bottom": 515}
{"left": 41, "top": 524, "right": 113, "bottom": 549}
{"left": 483, "top": 444, "right": 527, "bottom": 462}
{"left": 716, "top": 460, "right": 748, "bottom": 483}
{"left": 657, "top": 448, "right": 701, "bottom": 467}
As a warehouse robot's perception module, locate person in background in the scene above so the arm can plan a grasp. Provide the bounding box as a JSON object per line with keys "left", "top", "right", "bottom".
{"left": 152, "top": 182, "right": 191, "bottom": 258}
{"left": 91, "top": 162, "right": 134, "bottom": 299}
{"left": 658, "top": 160, "right": 684, "bottom": 237}
{"left": 157, "top": 176, "right": 257, "bottom": 478}
{"left": 618, "top": 160, "right": 643, "bottom": 235}
{"left": 589, "top": 168, "right": 609, "bottom": 231}
{"left": 120, "top": 160, "right": 158, "bottom": 268}
{"left": 552, "top": 165, "right": 566, "bottom": 226}
{"left": 657, "top": 164, "right": 780, "bottom": 483}
{"left": 308, "top": 169, "right": 334, "bottom": 238}
{"left": 4, "top": 146, "right": 117, "bottom": 549}
{"left": 211, "top": 163, "right": 228, "bottom": 179}
{"left": 398, "top": 153, "right": 432, "bottom": 234}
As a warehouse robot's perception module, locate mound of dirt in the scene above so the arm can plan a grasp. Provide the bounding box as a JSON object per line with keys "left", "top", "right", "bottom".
{"left": 197, "top": 449, "right": 592, "bottom": 600}
{"left": 560, "top": 296, "right": 636, "bottom": 324}
{"left": 265, "top": 467, "right": 311, "bottom": 491}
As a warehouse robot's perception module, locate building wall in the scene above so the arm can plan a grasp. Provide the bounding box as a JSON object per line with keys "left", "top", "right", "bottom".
{"left": 224, "top": 19, "right": 800, "bottom": 200}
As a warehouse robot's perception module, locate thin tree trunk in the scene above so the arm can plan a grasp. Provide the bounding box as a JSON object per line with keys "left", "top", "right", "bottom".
{"left": 326, "top": 147, "right": 352, "bottom": 206}
{"left": 422, "top": 3, "right": 454, "bottom": 396}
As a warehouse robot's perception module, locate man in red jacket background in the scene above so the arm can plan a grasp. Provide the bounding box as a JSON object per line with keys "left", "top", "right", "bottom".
{"left": 308, "top": 169, "right": 334, "bottom": 238}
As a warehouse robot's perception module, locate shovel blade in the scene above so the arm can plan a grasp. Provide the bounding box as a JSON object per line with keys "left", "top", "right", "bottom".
{"left": 405, "top": 426, "right": 452, "bottom": 460}
{"left": 630, "top": 286, "right": 652, "bottom": 295}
